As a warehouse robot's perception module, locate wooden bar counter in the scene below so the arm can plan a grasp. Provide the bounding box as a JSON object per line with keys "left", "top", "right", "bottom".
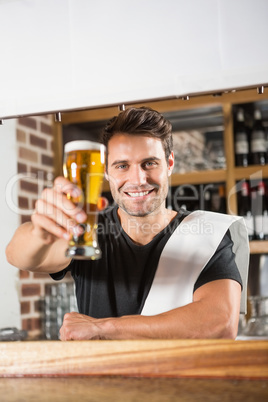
{"left": 0, "top": 339, "right": 267, "bottom": 401}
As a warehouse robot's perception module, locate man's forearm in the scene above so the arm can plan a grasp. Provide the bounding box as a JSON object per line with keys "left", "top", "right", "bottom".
{"left": 6, "top": 222, "right": 69, "bottom": 272}
{"left": 60, "top": 298, "right": 238, "bottom": 341}
{"left": 104, "top": 303, "right": 236, "bottom": 340}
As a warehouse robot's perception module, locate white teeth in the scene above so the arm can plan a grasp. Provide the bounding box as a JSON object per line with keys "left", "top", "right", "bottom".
{"left": 127, "top": 191, "right": 150, "bottom": 197}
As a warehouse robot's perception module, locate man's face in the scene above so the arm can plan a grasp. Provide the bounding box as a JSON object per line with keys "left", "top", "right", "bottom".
{"left": 106, "top": 133, "right": 174, "bottom": 217}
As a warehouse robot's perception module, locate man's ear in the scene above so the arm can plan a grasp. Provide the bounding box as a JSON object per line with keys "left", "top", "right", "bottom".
{"left": 167, "top": 152, "right": 174, "bottom": 176}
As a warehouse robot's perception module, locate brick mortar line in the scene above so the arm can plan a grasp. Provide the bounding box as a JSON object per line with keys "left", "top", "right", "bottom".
{"left": 20, "top": 278, "right": 54, "bottom": 283}
{"left": 20, "top": 279, "right": 72, "bottom": 286}
{"left": 21, "top": 313, "right": 43, "bottom": 320}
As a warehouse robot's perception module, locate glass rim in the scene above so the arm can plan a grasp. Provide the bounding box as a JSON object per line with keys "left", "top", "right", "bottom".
{"left": 64, "top": 140, "right": 105, "bottom": 153}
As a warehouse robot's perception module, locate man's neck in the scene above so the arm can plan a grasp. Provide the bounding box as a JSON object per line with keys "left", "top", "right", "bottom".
{"left": 117, "top": 207, "right": 177, "bottom": 246}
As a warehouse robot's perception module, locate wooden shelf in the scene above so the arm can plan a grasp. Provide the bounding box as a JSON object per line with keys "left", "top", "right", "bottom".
{"left": 168, "top": 165, "right": 268, "bottom": 187}
{"left": 170, "top": 169, "right": 226, "bottom": 186}
{"left": 169, "top": 165, "right": 268, "bottom": 188}
{"left": 234, "top": 165, "right": 268, "bottom": 181}
{"left": 249, "top": 240, "right": 268, "bottom": 254}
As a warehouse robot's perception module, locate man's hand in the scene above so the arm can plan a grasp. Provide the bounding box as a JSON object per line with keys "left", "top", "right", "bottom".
{"left": 5, "top": 176, "right": 85, "bottom": 272}
{"left": 33, "top": 176, "right": 109, "bottom": 243}
{"left": 59, "top": 312, "right": 110, "bottom": 340}
{"left": 32, "top": 176, "right": 87, "bottom": 243}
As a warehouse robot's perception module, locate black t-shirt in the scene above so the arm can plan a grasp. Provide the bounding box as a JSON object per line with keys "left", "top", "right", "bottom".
{"left": 51, "top": 207, "right": 242, "bottom": 318}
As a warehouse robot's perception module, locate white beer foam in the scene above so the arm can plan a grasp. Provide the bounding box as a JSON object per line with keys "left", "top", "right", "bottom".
{"left": 64, "top": 140, "right": 105, "bottom": 153}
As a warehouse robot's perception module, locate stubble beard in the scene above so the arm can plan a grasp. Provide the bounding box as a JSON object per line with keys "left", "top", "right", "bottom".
{"left": 110, "top": 184, "right": 168, "bottom": 218}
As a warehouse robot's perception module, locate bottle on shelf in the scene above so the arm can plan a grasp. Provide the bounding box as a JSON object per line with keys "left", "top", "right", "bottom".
{"left": 252, "top": 180, "right": 268, "bottom": 240}
{"left": 234, "top": 108, "right": 249, "bottom": 167}
{"left": 203, "top": 187, "right": 212, "bottom": 211}
{"left": 210, "top": 184, "right": 226, "bottom": 214}
{"left": 266, "top": 125, "right": 268, "bottom": 162}
{"left": 238, "top": 180, "right": 254, "bottom": 241}
{"left": 250, "top": 109, "right": 267, "bottom": 166}
{"left": 217, "top": 185, "right": 227, "bottom": 213}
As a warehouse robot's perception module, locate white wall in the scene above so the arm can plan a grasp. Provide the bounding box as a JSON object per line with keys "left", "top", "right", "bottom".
{"left": 0, "top": 0, "right": 268, "bottom": 119}
{"left": 0, "top": 120, "right": 20, "bottom": 328}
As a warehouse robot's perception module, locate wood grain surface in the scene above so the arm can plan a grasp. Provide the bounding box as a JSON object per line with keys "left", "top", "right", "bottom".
{"left": 0, "top": 339, "right": 267, "bottom": 379}
{"left": 1, "top": 377, "right": 267, "bottom": 402}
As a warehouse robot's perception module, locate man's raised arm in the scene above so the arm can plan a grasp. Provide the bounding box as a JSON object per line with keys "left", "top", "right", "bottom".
{"left": 5, "top": 176, "right": 87, "bottom": 273}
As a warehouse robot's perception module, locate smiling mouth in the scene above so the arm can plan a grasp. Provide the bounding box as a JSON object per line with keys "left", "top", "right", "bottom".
{"left": 125, "top": 189, "right": 154, "bottom": 198}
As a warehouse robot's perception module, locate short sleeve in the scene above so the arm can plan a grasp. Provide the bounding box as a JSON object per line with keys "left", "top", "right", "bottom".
{"left": 49, "top": 260, "right": 73, "bottom": 281}
{"left": 193, "top": 230, "right": 243, "bottom": 292}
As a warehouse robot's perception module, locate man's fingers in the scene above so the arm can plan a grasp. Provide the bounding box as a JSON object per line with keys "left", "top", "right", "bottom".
{"left": 36, "top": 199, "right": 80, "bottom": 230}
{"left": 59, "top": 313, "right": 79, "bottom": 341}
{"left": 31, "top": 212, "right": 70, "bottom": 240}
{"left": 54, "top": 176, "right": 82, "bottom": 199}
{"left": 39, "top": 188, "right": 85, "bottom": 219}
{"left": 30, "top": 176, "right": 89, "bottom": 241}
{"left": 59, "top": 312, "right": 99, "bottom": 341}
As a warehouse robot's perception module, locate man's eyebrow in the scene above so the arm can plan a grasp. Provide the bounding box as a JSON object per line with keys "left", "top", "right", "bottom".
{"left": 141, "top": 157, "right": 161, "bottom": 162}
{"left": 111, "top": 159, "right": 129, "bottom": 167}
{"left": 111, "top": 156, "right": 161, "bottom": 167}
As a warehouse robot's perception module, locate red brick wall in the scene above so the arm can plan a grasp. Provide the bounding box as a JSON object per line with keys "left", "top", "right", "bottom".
{"left": 16, "top": 115, "right": 70, "bottom": 339}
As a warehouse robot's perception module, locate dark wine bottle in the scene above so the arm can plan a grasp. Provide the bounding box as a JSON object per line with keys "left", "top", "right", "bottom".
{"left": 203, "top": 188, "right": 212, "bottom": 211}
{"left": 250, "top": 109, "right": 267, "bottom": 165}
{"left": 266, "top": 125, "right": 268, "bottom": 162}
{"left": 253, "top": 181, "right": 268, "bottom": 240}
{"left": 238, "top": 180, "right": 254, "bottom": 240}
{"left": 210, "top": 185, "right": 226, "bottom": 213}
{"left": 218, "top": 185, "right": 226, "bottom": 213}
{"left": 234, "top": 109, "right": 249, "bottom": 167}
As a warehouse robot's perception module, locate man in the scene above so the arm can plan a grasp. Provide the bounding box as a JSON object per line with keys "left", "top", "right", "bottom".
{"left": 6, "top": 107, "right": 248, "bottom": 340}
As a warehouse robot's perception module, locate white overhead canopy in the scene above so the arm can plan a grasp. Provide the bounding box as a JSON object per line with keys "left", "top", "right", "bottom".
{"left": 0, "top": 0, "right": 267, "bottom": 119}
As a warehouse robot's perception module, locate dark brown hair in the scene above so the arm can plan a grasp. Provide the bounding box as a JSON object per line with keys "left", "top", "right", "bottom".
{"left": 101, "top": 107, "right": 173, "bottom": 164}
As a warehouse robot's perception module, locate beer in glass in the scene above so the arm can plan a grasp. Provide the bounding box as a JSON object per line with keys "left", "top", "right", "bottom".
{"left": 63, "top": 140, "right": 106, "bottom": 259}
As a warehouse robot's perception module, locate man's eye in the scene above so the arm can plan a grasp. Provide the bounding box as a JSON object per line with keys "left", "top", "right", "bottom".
{"left": 144, "top": 161, "right": 156, "bottom": 168}
{"left": 116, "top": 164, "right": 127, "bottom": 170}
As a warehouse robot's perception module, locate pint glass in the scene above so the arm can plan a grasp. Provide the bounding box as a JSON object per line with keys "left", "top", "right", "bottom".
{"left": 63, "top": 140, "right": 106, "bottom": 260}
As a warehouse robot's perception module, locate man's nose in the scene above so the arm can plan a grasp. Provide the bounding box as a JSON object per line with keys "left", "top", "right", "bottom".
{"left": 128, "top": 165, "right": 147, "bottom": 185}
